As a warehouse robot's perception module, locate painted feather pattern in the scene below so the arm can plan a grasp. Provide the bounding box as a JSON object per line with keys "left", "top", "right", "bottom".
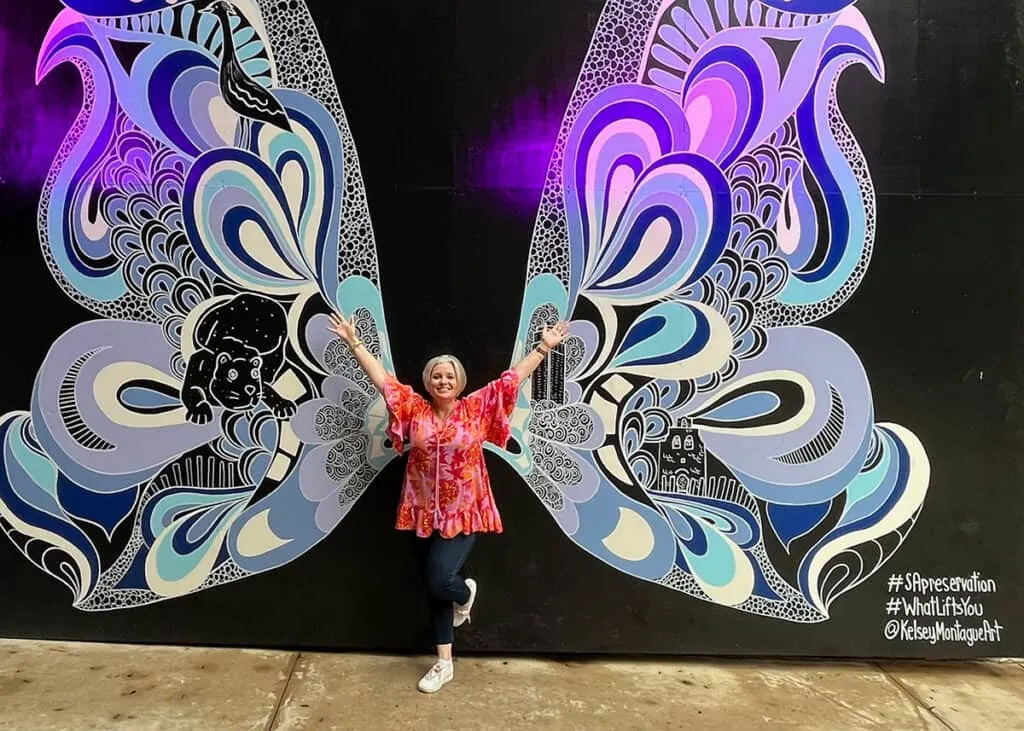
{"left": 0, "top": 0, "right": 927, "bottom": 623}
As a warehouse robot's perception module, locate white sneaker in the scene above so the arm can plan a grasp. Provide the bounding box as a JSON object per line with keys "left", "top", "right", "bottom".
{"left": 453, "top": 578, "right": 477, "bottom": 628}
{"left": 417, "top": 659, "right": 453, "bottom": 693}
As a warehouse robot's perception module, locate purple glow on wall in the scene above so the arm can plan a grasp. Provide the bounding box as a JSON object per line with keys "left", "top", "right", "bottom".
{"left": 0, "top": 25, "right": 80, "bottom": 189}
{"left": 464, "top": 87, "right": 567, "bottom": 203}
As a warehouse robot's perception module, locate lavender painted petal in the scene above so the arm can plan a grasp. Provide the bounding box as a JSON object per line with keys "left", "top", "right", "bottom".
{"left": 226, "top": 447, "right": 326, "bottom": 572}
{"left": 298, "top": 442, "right": 340, "bottom": 502}
{"left": 681, "top": 326, "right": 872, "bottom": 505}
{"left": 291, "top": 398, "right": 333, "bottom": 444}
{"left": 31, "top": 320, "right": 220, "bottom": 493}
{"left": 567, "top": 320, "right": 600, "bottom": 378}
{"left": 314, "top": 495, "right": 345, "bottom": 535}
{"left": 563, "top": 84, "right": 693, "bottom": 303}
{"left": 306, "top": 314, "right": 338, "bottom": 371}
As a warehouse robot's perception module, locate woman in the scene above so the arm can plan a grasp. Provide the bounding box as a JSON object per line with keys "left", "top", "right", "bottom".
{"left": 327, "top": 311, "right": 570, "bottom": 693}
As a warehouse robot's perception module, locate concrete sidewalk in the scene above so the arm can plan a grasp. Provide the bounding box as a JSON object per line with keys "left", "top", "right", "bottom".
{"left": 0, "top": 640, "right": 1021, "bottom": 730}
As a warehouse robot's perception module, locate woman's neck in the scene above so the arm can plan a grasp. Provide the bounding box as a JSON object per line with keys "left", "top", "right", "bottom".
{"left": 431, "top": 400, "right": 456, "bottom": 420}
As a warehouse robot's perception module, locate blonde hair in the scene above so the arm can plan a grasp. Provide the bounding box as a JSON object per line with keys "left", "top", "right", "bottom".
{"left": 422, "top": 355, "right": 467, "bottom": 396}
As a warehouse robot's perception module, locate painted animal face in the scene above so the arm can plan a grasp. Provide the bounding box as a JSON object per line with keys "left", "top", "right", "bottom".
{"left": 200, "top": 0, "right": 238, "bottom": 17}
{"left": 210, "top": 353, "right": 263, "bottom": 409}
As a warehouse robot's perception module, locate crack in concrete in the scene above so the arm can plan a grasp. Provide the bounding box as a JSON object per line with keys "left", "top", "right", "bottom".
{"left": 875, "top": 663, "right": 957, "bottom": 731}
{"left": 789, "top": 670, "right": 889, "bottom": 727}
{"left": 265, "top": 652, "right": 301, "bottom": 731}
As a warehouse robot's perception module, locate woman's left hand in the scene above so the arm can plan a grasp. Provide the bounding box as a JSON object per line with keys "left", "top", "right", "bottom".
{"left": 540, "top": 321, "right": 570, "bottom": 349}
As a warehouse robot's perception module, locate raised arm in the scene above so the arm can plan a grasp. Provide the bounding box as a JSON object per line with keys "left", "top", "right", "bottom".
{"left": 327, "top": 311, "right": 390, "bottom": 392}
{"left": 512, "top": 321, "right": 570, "bottom": 382}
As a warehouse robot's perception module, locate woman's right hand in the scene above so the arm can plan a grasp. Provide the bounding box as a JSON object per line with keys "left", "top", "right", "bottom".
{"left": 327, "top": 310, "right": 388, "bottom": 391}
{"left": 327, "top": 311, "right": 358, "bottom": 344}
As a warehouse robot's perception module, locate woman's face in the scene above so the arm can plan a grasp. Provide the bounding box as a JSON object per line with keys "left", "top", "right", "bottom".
{"left": 427, "top": 361, "right": 459, "bottom": 404}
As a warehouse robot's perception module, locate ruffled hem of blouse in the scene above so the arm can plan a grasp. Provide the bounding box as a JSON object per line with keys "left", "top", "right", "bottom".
{"left": 381, "top": 375, "right": 409, "bottom": 454}
{"left": 483, "top": 369, "right": 521, "bottom": 447}
{"left": 396, "top": 508, "right": 504, "bottom": 538}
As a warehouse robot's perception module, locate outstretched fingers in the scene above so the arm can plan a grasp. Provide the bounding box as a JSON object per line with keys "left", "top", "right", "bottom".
{"left": 546, "top": 321, "right": 570, "bottom": 342}
{"left": 327, "top": 311, "right": 349, "bottom": 335}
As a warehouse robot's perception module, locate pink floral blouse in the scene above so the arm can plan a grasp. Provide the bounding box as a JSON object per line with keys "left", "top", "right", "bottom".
{"left": 381, "top": 369, "right": 520, "bottom": 538}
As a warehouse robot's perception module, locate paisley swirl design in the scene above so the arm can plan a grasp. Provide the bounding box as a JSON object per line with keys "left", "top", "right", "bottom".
{"left": 489, "top": 0, "right": 929, "bottom": 623}
{"left": 0, "top": 0, "right": 392, "bottom": 609}
{"left": 2, "top": 0, "right": 927, "bottom": 628}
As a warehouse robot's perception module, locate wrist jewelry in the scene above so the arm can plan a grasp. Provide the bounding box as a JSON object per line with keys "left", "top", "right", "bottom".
{"left": 350, "top": 338, "right": 364, "bottom": 350}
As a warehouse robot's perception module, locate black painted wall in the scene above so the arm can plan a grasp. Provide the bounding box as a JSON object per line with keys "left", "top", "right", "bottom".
{"left": 0, "top": 0, "right": 1020, "bottom": 657}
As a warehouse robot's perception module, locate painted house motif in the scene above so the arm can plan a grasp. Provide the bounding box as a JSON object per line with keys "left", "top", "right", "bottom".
{"left": 657, "top": 422, "right": 707, "bottom": 493}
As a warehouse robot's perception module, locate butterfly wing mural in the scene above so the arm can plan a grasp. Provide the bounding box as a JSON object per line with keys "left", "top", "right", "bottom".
{"left": 0, "top": 0, "right": 397, "bottom": 608}
{"left": 4, "top": 0, "right": 929, "bottom": 625}
{"left": 487, "top": 0, "right": 931, "bottom": 622}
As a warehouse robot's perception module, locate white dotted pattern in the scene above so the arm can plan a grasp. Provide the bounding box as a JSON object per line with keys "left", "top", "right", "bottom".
{"left": 256, "top": 0, "right": 381, "bottom": 286}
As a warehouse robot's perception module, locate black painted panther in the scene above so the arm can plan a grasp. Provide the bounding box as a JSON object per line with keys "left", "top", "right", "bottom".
{"left": 181, "top": 293, "right": 296, "bottom": 423}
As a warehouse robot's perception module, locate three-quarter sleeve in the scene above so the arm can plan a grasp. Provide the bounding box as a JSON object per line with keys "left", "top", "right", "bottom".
{"left": 381, "top": 374, "right": 424, "bottom": 454}
{"left": 464, "top": 369, "right": 521, "bottom": 447}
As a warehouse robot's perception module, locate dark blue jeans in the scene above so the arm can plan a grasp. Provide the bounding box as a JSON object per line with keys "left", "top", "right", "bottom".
{"left": 415, "top": 532, "right": 476, "bottom": 646}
